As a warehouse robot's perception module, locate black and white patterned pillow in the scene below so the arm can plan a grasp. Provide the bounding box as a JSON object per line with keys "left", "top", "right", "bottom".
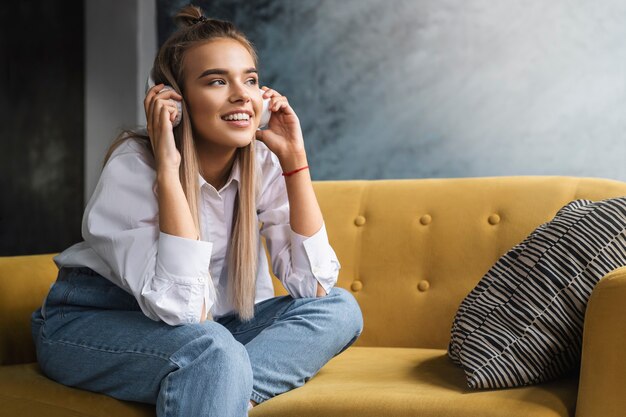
{"left": 448, "top": 197, "right": 626, "bottom": 389}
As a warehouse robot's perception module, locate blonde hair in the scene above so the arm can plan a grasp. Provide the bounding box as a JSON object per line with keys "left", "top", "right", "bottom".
{"left": 103, "top": 5, "right": 260, "bottom": 321}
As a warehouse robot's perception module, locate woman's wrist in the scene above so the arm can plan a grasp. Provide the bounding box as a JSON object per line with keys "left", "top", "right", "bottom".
{"left": 278, "top": 150, "right": 308, "bottom": 174}
{"left": 156, "top": 168, "right": 180, "bottom": 184}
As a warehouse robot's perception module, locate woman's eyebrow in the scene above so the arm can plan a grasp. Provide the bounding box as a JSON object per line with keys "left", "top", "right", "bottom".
{"left": 197, "top": 68, "right": 258, "bottom": 80}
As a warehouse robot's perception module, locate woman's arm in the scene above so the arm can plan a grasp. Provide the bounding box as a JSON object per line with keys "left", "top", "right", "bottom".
{"left": 82, "top": 146, "right": 213, "bottom": 326}
{"left": 256, "top": 87, "right": 336, "bottom": 297}
{"left": 279, "top": 151, "right": 327, "bottom": 296}
{"left": 147, "top": 83, "right": 210, "bottom": 320}
{"left": 157, "top": 171, "right": 209, "bottom": 319}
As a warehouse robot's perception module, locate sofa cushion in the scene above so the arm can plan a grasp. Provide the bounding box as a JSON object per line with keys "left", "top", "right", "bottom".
{"left": 448, "top": 197, "right": 626, "bottom": 389}
{"left": 0, "top": 363, "right": 154, "bottom": 417}
{"left": 252, "top": 347, "right": 577, "bottom": 417}
{"left": 0, "top": 347, "right": 577, "bottom": 417}
{"left": 1, "top": 347, "right": 577, "bottom": 417}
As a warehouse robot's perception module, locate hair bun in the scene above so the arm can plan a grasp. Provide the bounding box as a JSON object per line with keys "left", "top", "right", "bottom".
{"left": 173, "top": 4, "right": 208, "bottom": 28}
{"left": 191, "top": 15, "right": 208, "bottom": 24}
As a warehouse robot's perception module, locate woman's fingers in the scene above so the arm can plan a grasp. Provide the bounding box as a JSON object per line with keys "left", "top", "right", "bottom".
{"left": 157, "top": 99, "right": 179, "bottom": 123}
{"left": 269, "top": 96, "right": 289, "bottom": 112}
{"left": 154, "top": 103, "right": 177, "bottom": 133}
{"left": 151, "top": 106, "right": 173, "bottom": 158}
{"left": 261, "top": 87, "right": 292, "bottom": 114}
{"left": 151, "top": 105, "right": 176, "bottom": 152}
{"left": 149, "top": 92, "right": 181, "bottom": 126}
{"left": 145, "top": 83, "right": 165, "bottom": 127}
{"left": 148, "top": 96, "right": 175, "bottom": 151}
{"left": 159, "top": 104, "right": 172, "bottom": 132}
{"left": 261, "top": 86, "right": 281, "bottom": 98}
{"left": 145, "top": 84, "right": 182, "bottom": 128}
{"left": 158, "top": 105, "right": 182, "bottom": 169}
{"left": 261, "top": 87, "right": 291, "bottom": 113}
{"left": 144, "top": 84, "right": 183, "bottom": 171}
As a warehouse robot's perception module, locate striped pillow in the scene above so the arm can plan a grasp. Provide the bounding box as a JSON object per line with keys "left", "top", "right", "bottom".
{"left": 448, "top": 197, "right": 626, "bottom": 389}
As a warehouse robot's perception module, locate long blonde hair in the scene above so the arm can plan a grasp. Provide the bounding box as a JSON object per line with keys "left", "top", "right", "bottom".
{"left": 103, "top": 5, "right": 260, "bottom": 321}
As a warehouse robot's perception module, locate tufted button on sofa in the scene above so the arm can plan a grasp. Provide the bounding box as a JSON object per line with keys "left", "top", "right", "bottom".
{"left": 2, "top": 176, "right": 626, "bottom": 417}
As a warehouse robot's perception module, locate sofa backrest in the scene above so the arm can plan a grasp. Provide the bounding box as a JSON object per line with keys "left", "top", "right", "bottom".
{"left": 2, "top": 176, "right": 626, "bottom": 365}
{"left": 0, "top": 254, "right": 58, "bottom": 365}
{"left": 310, "top": 176, "right": 626, "bottom": 349}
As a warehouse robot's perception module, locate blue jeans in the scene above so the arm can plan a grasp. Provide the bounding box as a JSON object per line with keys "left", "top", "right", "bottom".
{"left": 31, "top": 267, "right": 363, "bottom": 417}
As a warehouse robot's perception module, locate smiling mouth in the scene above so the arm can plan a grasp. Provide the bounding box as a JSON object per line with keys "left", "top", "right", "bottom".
{"left": 221, "top": 116, "right": 252, "bottom": 128}
{"left": 221, "top": 113, "right": 252, "bottom": 121}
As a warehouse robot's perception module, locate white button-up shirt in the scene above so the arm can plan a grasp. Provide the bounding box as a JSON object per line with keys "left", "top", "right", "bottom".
{"left": 53, "top": 138, "right": 341, "bottom": 325}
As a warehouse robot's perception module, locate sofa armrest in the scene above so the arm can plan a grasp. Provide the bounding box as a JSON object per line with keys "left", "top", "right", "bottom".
{"left": 576, "top": 266, "right": 626, "bottom": 417}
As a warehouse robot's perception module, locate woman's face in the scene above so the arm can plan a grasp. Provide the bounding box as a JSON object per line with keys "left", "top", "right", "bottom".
{"left": 182, "top": 38, "right": 263, "bottom": 149}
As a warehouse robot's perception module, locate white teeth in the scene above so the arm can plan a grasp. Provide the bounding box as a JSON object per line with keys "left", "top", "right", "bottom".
{"left": 222, "top": 113, "right": 250, "bottom": 121}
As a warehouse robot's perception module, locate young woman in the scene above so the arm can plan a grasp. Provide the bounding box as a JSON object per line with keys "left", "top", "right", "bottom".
{"left": 30, "top": 5, "right": 363, "bottom": 416}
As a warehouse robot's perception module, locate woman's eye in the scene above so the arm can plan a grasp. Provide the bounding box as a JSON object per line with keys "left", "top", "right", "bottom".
{"left": 208, "top": 79, "right": 225, "bottom": 86}
{"left": 247, "top": 78, "right": 258, "bottom": 85}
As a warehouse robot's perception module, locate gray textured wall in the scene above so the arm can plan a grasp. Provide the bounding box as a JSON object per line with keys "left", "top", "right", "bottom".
{"left": 157, "top": 0, "right": 626, "bottom": 182}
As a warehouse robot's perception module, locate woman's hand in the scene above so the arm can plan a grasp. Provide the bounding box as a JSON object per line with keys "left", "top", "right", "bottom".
{"left": 255, "top": 86, "right": 305, "bottom": 160}
{"left": 144, "top": 83, "right": 183, "bottom": 174}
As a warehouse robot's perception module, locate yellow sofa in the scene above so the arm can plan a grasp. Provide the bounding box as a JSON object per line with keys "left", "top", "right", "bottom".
{"left": 2, "top": 176, "right": 626, "bottom": 417}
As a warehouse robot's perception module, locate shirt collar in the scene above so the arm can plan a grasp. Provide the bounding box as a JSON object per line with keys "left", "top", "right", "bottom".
{"left": 197, "top": 153, "right": 241, "bottom": 192}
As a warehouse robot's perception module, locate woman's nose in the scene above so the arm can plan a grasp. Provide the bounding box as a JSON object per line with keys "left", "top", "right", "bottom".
{"left": 229, "top": 84, "right": 251, "bottom": 103}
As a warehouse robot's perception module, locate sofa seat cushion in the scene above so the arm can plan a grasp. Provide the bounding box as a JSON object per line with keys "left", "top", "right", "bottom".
{"left": 0, "top": 363, "right": 153, "bottom": 417}
{"left": 1, "top": 347, "right": 578, "bottom": 417}
{"left": 252, "top": 347, "right": 577, "bottom": 417}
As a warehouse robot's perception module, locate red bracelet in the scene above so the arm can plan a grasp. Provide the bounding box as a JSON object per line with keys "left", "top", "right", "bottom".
{"left": 282, "top": 165, "right": 309, "bottom": 177}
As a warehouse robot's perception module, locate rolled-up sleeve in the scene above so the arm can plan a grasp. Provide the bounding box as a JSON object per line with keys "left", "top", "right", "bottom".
{"left": 82, "top": 141, "right": 216, "bottom": 325}
{"left": 290, "top": 224, "right": 340, "bottom": 295}
{"left": 257, "top": 151, "right": 341, "bottom": 298}
{"left": 142, "top": 232, "right": 215, "bottom": 324}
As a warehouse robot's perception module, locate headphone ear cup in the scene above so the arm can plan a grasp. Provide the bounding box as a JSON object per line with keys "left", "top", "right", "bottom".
{"left": 145, "top": 74, "right": 154, "bottom": 95}
{"left": 258, "top": 97, "right": 271, "bottom": 129}
{"left": 172, "top": 101, "right": 182, "bottom": 127}
{"left": 158, "top": 85, "right": 182, "bottom": 127}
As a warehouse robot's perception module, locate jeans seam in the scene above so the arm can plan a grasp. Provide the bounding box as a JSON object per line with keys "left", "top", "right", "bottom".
{"left": 229, "top": 318, "right": 276, "bottom": 336}
{"left": 59, "top": 284, "right": 76, "bottom": 319}
{"left": 162, "top": 369, "right": 172, "bottom": 417}
{"left": 228, "top": 308, "right": 286, "bottom": 335}
{"left": 40, "top": 335, "right": 175, "bottom": 363}
{"left": 250, "top": 389, "right": 266, "bottom": 405}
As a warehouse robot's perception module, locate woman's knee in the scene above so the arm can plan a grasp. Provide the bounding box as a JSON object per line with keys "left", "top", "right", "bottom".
{"left": 327, "top": 287, "right": 364, "bottom": 337}
{"left": 157, "top": 323, "right": 253, "bottom": 412}
{"left": 171, "top": 321, "right": 252, "bottom": 383}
